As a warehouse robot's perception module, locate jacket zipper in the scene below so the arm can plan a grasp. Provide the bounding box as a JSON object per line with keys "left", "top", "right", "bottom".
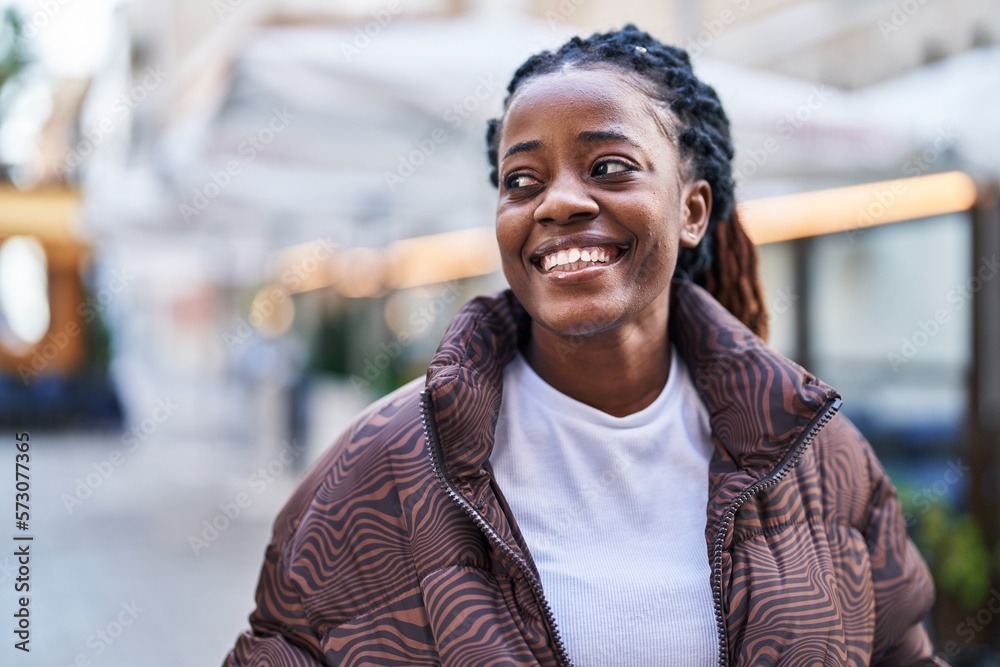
{"left": 710, "top": 395, "right": 842, "bottom": 667}
{"left": 420, "top": 389, "right": 573, "bottom": 667}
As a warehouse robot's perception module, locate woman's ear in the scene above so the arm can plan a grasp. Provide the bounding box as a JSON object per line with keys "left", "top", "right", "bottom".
{"left": 679, "top": 179, "right": 712, "bottom": 248}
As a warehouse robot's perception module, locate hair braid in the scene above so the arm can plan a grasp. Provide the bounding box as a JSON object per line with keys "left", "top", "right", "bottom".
{"left": 485, "top": 24, "right": 769, "bottom": 339}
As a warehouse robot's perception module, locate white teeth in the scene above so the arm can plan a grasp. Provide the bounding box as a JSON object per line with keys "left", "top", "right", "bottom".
{"left": 540, "top": 245, "right": 618, "bottom": 272}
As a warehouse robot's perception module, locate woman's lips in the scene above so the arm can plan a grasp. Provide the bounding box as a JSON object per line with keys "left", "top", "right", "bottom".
{"left": 537, "top": 244, "right": 622, "bottom": 272}
{"left": 531, "top": 243, "right": 629, "bottom": 284}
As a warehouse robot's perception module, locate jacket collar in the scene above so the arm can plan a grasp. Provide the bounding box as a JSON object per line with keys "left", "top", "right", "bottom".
{"left": 423, "top": 278, "right": 840, "bottom": 487}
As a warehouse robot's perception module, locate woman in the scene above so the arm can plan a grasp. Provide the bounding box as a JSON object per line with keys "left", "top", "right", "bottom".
{"left": 226, "top": 25, "right": 945, "bottom": 666}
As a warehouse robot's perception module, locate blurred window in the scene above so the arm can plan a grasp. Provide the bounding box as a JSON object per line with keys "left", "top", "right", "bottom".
{"left": 809, "top": 213, "right": 970, "bottom": 466}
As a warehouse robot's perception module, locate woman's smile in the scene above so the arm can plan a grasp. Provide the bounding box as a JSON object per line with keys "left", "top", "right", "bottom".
{"left": 529, "top": 235, "right": 631, "bottom": 284}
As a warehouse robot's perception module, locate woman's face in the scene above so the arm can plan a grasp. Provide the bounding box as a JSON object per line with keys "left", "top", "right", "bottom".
{"left": 495, "top": 66, "right": 711, "bottom": 337}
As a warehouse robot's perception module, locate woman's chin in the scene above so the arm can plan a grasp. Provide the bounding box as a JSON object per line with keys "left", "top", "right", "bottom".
{"left": 530, "top": 304, "right": 623, "bottom": 339}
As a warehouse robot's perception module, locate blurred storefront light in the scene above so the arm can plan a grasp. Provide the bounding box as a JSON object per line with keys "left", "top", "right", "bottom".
{"left": 249, "top": 284, "right": 295, "bottom": 338}
{"left": 383, "top": 287, "right": 442, "bottom": 340}
{"left": 271, "top": 171, "right": 977, "bottom": 295}
{"left": 0, "top": 235, "right": 51, "bottom": 350}
{"left": 276, "top": 227, "right": 499, "bottom": 297}
{"left": 740, "top": 171, "right": 978, "bottom": 245}
{"left": 383, "top": 227, "right": 501, "bottom": 289}
{"left": 337, "top": 247, "right": 388, "bottom": 298}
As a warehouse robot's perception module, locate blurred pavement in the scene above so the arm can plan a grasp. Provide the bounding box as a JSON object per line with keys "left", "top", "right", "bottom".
{"left": 0, "top": 430, "right": 299, "bottom": 666}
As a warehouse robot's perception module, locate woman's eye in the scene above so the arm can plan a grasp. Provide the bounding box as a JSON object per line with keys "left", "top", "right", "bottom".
{"left": 593, "top": 160, "right": 633, "bottom": 177}
{"left": 504, "top": 173, "right": 540, "bottom": 190}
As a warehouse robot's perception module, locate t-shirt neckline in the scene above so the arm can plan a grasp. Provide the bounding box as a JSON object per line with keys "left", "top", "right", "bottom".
{"left": 507, "top": 344, "right": 682, "bottom": 429}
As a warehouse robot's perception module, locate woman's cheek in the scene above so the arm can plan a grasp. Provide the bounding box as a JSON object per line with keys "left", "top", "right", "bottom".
{"left": 494, "top": 216, "right": 516, "bottom": 254}
{"left": 495, "top": 219, "right": 528, "bottom": 283}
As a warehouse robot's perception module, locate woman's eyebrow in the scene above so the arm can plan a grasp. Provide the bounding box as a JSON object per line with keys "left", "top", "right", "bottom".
{"left": 577, "top": 129, "right": 640, "bottom": 147}
{"left": 503, "top": 140, "right": 542, "bottom": 160}
{"left": 502, "top": 130, "right": 641, "bottom": 161}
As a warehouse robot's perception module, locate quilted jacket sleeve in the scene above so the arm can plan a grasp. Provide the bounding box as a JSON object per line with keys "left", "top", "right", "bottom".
{"left": 223, "top": 535, "right": 328, "bottom": 666}
{"left": 223, "top": 378, "right": 427, "bottom": 667}
{"left": 223, "top": 421, "right": 364, "bottom": 667}
{"left": 861, "top": 439, "right": 950, "bottom": 666}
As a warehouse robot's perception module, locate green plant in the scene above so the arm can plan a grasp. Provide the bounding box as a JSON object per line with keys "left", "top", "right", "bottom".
{"left": 0, "top": 7, "right": 31, "bottom": 99}
{"left": 906, "top": 495, "right": 994, "bottom": 611}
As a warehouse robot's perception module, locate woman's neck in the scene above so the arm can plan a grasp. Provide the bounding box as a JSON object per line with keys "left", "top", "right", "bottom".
{"left": 523, "top": 295, "right": 672, "bottom": 418}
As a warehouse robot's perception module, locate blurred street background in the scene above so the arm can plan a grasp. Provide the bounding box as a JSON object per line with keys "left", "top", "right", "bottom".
{"left": 0, "top": 0, "right": 999, "bottom": 664}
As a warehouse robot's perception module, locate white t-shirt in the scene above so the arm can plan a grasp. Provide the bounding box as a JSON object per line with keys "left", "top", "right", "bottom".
{"left": 490, "top": 344, "right": 719, "bottom": 666}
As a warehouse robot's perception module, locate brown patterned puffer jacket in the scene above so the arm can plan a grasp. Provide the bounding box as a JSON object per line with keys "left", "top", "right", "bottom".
{"left": 225, "top": 278, "right": 947, "bottom": 667}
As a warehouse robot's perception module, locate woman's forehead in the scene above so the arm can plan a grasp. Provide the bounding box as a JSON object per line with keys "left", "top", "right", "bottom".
{"left": 506, "top": 67, "right": 644, "bottom": 110}
{"left": 499, "top": 68, "right": 676, "bottom": 148}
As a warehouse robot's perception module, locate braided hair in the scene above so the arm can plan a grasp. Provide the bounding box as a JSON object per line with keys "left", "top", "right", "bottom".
{"left": 485, "top": 24, "right": 769, "bottom": 340}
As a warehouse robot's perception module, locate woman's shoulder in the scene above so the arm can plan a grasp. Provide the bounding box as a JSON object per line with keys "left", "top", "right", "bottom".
{"left": 806, "top": 409, "right": 883, "bottom": 529}
{"left": 348, "top": 374, "right": 428, "bottom": 441}
{"left": 311, "top": 374, "right": 427, "bottom": 480}
{"left": 269, "top": 375, "right": 428, "bottom": 546}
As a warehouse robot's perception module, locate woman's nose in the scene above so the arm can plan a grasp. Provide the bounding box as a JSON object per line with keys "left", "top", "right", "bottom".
{"left": 533, "top": 173, "right": 599, "bottom": 225}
